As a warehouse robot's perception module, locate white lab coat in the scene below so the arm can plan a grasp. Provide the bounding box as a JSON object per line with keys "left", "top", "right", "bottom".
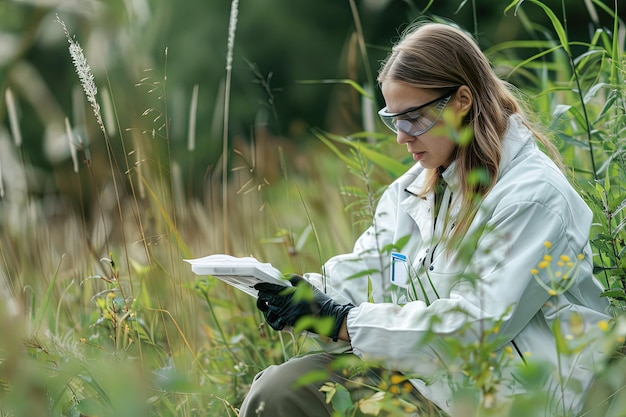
{"left": 305, "top": 115, "right": 612, "bottom": 415}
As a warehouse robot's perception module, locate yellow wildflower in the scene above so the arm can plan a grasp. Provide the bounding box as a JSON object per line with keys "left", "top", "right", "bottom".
{"left": 538, "top": 261, "right": 549, "bottom": 269}
{"left": 548, "top": 289, "right": 557, "bottom": 296}
{"left": 560, "top": 255, "right": 570, "bottom": 262}
{"left": 598, "top": 321, "right": 609, "bottom": 332}
{"left": 530, "top": 268, "right": 539, "bottom": 275}
{"left": 390, "top": 374, "right": 405, "bottom": 385}
{"left": 577, "top": 253, "right": 585, "bottom": 260}
{"left": 389, "top": 385, "right": 400, "bottom": 395}
{"left": 543, "top": 255, "right": 553, "bottom": 262}
{"left": 557, "top": 261, "right": 564, "bottom": 267}
{"left": 544, "top": 241, "right": 552, "bottom": 248}
{"left": 505, "top": 346, "right": 514, "bottom": 358}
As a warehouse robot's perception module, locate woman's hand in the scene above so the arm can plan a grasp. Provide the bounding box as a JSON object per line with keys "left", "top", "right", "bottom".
{"left": 254, "top": 275, "right": 354, "bottom": 342}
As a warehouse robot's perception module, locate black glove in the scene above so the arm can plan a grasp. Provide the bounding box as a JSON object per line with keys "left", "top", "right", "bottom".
{"left": 254, "top": 275, "right": 354, "bottom": 342}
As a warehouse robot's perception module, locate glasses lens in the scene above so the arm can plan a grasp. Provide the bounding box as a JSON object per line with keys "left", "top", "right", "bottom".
{"left": 380, "top": 95, "right": 452, "bottom": 136}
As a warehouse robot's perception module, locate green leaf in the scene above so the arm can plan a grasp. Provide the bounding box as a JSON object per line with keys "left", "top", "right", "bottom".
{"left": 297, "top": 79, "right": 373, "bottom": 99}
{"left": 603, "top": 160, "right": 611, "bottom": 193}
{"left": 346, "top": 269, "right": 378, "bottom": 280}
{"left": 552, "top": 318, "right": 572, "bottom": 355}
{"left": 319, "top": 382, "right": 352, "bottom": 413}
{"left": 503, "top": 0, "right": 524, "bottom": 16}
{"left": 506, "top": 45, "right": 563, "bottom": 78}
{"left": 312, "top": 129, "right": 360, "bottom": 171}
{"left": 601, "top": 289, "right": 626, "bottom": 300}
{"left": 77, "top": 397, "right": 102, "bottom": 416}
{"left": 357, "top": 145, "right": 408, "bottom": 177}
{"left": 467, "top": 168, "right": 491, "bottom": 187}
{"left": 513, "top": 358, "right": 551, "bottom": 386}
{"left": 358, "top": 391, "right": 386, "bottom": 415}
{"left": 314, "top": 129, "right": 407, "bottom": 177}
{"left": 380, "top": 235, "right": 410, "bottom": 254}
{"left": 293, "top": 370, "right": 332, "bottom": 387}
{"left": 331, "top": 383, "right": 353, "bottom": 413}
{"left": 293, "top": 316, "right": 333, "bottom": 337}
{"left": 528, "top": 0, "right": 570, "bottom": 54}
{"left": 76, "top": 373, "right": 113, "bottom": 407}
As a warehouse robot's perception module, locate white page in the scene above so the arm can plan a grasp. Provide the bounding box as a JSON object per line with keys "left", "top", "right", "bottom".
{"left": 184, "top": 254, "right": 289, "bottom": 297}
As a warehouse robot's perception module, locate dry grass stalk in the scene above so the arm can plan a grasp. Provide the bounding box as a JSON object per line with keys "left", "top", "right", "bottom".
{"left": 0, "top": 152, "right": 3, "bottom": 199}
{"left": 188, "top": 84, "right": 199, "bottom": 151}
{"left": 221, "top": 0, "right": 240, "bottom": 252}
{"left": 5, "top": 88, "right": 22, "bottom": 147}
{"left": 65, "top": 117, "right": 79, "bottom": 173}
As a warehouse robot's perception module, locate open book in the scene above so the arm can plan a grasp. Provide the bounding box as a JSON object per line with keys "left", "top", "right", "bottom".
{"left": 184, "top": 254, "right": 290, "bottom": 297}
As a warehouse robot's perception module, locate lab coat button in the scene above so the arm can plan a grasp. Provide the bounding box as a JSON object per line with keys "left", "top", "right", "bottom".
{"left": 429, "top": 265, "right": 434, "bottom": 271}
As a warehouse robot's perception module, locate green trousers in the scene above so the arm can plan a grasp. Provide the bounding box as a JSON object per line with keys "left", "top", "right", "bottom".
{"left": 238, "top": 352, "right": 443, "bottom": 417}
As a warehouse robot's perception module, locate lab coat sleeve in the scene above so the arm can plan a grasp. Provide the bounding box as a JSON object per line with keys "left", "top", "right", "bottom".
{"left": 346, "top": 194, "right": 594, "bottom": 376}
{"left": 304, "top": 177, "right": 410, "bottom": 306}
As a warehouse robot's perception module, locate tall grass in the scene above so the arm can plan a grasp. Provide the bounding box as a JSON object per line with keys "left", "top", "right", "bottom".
{"left": 0, "top": 0, "right": 625, "bottom": 416}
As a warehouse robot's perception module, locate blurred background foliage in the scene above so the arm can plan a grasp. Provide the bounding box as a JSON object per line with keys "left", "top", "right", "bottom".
{"left": 1, "top": 0, "right": 622, "bottom": 200}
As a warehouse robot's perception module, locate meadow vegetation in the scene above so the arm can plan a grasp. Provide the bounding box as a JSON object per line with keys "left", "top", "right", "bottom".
{"left": 0, "top": 0, "right": 625, "bottom": 416}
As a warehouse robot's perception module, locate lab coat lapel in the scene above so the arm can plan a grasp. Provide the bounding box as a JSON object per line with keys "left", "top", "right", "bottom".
{"left": 401, "top": 172, "right": 434, "bottom": 244}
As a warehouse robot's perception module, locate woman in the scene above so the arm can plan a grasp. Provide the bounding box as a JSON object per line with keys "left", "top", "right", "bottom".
{"left": 239, "top": 22, "right": 611, "bottom": 416}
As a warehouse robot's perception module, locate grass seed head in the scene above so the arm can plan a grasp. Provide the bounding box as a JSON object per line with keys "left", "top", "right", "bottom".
{"left": 56, "top": 15, "right": 104, "bottom": 133}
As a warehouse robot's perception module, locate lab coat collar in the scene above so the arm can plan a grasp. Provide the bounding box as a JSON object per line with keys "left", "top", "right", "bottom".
{"left": 401, "top": 172, "right": 434, "bottom": 243}
{"left": 442, "top": 114, "right": 532, "bottom": 189}
{"left": 400, "top": 114, "right": 533, "bottom": 233}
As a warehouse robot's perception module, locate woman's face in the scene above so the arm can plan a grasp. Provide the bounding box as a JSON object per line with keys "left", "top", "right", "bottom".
{"left": 380, "top": 80, "right": 465, "bottom": 170}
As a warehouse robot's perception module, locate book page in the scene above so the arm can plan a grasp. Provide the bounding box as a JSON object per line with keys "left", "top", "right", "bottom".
{"left": 184, "top": 254, "right": 289, "bottom": 297}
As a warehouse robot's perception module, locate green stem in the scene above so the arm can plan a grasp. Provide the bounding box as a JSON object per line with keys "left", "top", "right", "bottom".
{"left": 203, "top": 291, "right": 239, "bottom": 362}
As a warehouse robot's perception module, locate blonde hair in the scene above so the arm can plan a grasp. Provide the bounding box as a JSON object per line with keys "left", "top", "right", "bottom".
{"left": 377, "top": 21, "right": 563, "bottom": 239}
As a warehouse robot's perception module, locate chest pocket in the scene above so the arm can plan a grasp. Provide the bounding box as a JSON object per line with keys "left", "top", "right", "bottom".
{"left": 414, "top": 248, "right": 464, "bottom": 303}
{"left": 390, "top": 245, "right": 465, "bottom": 305}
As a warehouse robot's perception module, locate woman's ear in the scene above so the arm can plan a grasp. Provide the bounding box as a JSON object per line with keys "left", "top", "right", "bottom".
{"left": 455, "top": 85, "right": 473, "bottom": 116}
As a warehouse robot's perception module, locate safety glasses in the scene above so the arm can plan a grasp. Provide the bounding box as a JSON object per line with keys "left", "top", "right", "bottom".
{"left": 378, "top": 87, "right": 459, "bottom": 136}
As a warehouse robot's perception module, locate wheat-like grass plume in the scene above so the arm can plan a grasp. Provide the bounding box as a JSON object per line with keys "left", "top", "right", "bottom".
{"left": 226, "top": 0, "right": 239, "bottom": 72}
{"left": 56, "top": 15, "right": 105, "bottom": 134}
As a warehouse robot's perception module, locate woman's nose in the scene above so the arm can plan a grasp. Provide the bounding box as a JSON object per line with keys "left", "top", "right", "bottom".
{"left": 396, "top": 129, "right": 415, "bottom": 145}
